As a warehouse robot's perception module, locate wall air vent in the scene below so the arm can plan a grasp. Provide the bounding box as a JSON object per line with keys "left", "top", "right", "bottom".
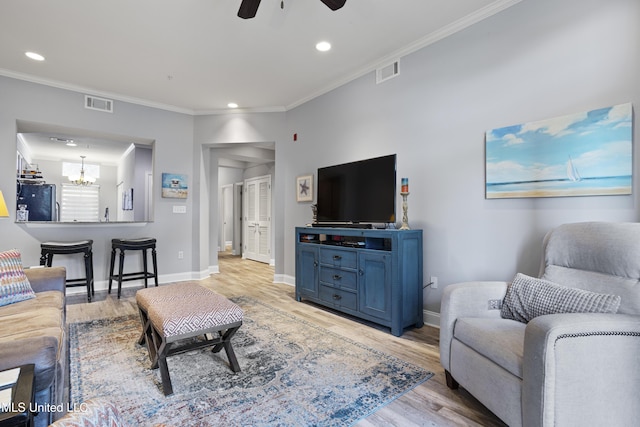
{"left": 376, "top": 59, "right": 400, "bottom": 84}
{"left": 84, "top": 95, "right": 113, "bottom": 113}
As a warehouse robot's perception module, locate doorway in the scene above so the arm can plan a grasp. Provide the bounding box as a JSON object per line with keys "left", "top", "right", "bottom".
{"left": 221, "top": 184, "right": 236, "bottom": 254}
{"left": 219, "top": 177, "right": 244, "bottom": 257}
{"left": 243, "top": 174, "right": 271, "bottom": 264}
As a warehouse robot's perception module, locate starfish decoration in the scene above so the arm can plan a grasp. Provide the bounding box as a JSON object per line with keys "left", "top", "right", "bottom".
{"left": 299, "top": 179, "right": 309, "bottom": 195}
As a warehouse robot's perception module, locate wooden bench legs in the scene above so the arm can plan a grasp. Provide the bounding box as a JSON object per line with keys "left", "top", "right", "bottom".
{"left": 137, "top": 306, "right": 242, "bottom": 396}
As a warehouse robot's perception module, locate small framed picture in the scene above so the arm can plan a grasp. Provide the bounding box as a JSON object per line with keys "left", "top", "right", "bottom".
{"left": 122, "top": 188, "right": 133, "bottom": 210}
{"left": 161, "top": 173, "right": 188, "bottom": 199}
{"left": 296, "top": 174, "right": 313, "bottom": 202}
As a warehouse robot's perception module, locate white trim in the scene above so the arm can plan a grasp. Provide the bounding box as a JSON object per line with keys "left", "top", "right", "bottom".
{"left": 0, "top": 0, "right": 521, "bottom": 115}
{"left": 424, "top": 310, "right": 441, "bottom": 329}
{"left": 274, "top": 274, "right": 295, "bottom": 286}
{"left": 284, "top": 0, "right": 522, "bottom": 110}
{"left": 0, "top": 68, "right": 196, "bottom": 115}
{"left": 67, "top": 270, "right": 211, "bottom": 295}
{"left": 21, "top": 221, "right": 148, "bottom": 228}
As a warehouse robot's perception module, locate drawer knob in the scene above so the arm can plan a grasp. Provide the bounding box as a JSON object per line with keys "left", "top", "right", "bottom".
{"left": 333, "top": 255, "right": 342, "bottom": 260}
{"left": 333, "top": 294, "right": 342, "bottom": 300}
{"left": 333, "top": 274, "right": 342, "bottom": 280}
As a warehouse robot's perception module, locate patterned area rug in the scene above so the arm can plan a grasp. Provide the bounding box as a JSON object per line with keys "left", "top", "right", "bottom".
{"left": 69, "top": 296, "right": 433, "bottom": 426}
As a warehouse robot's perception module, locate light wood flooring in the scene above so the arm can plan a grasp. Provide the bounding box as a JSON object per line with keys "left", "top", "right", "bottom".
{"left": 67, "top": 252, "right": 506, "bottom": 427}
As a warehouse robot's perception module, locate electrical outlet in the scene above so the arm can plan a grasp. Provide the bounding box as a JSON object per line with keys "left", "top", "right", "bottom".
{"left": 488, "top": 299, "right": 502, "bottom": 310}
{"left": 430, "top": 276, "right": 438, "bottom": 289}
{"left": 178, "top": 251, "right": 184, "bottom": 259}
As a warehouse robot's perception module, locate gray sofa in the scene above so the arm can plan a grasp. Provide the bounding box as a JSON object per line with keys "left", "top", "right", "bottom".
{"left": 0, "top": 266, "right": 67, "bottom": 427}
{"left": 440, "top": 222, "right": 640, "bottom": 426}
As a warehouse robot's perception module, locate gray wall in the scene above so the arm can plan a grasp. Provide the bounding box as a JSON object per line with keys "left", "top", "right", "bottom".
{"left": 281, "top": 0, "right": 640, "bottom": 313}
{"left": 193, "top": 113, "right": 285, "bottom": 273}
{"left": 0, "top": 76, "right": 195, "bottom": 287}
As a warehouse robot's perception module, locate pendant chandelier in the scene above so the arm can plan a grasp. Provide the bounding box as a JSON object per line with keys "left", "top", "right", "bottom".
{"left": 69, "top": 155, "right": 95, "bottom": 186}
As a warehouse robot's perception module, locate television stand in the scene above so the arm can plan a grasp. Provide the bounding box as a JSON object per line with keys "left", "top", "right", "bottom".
{"left": 295, "top": 226, "right": 423, "bottom": 336}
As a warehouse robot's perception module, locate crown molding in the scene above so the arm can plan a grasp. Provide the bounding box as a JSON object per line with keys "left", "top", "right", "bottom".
{"left": 0, "top": 68, "right": 197, "bottom": 115}
{"left": 285, "top": 0, "right": 522, "bottom": 110}
{"left": 0, "top": 0, "right": 521, "bottom": 116}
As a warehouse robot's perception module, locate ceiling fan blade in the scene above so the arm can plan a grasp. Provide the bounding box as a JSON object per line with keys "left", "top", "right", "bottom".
{"left": 320, "top": 0, "right": 346, "bottom": 11}
{"left": 238, "top": 0, "right": 261, "bottom": 19}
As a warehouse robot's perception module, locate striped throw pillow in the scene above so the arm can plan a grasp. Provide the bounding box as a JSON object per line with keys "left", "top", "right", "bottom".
{"left": 0, "top": 249, "right": 36, "bottom": 307}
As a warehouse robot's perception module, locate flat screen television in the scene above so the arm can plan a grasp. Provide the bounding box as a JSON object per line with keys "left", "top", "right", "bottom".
{"left": 316, "top": 154, "right": 396, "bottom": 225}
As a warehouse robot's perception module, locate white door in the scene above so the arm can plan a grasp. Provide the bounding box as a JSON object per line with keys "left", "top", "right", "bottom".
{"left": 243, "top": 175, "right": 271, "bottom": 263}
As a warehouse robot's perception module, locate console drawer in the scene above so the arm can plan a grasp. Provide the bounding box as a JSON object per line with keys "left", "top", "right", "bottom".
{"left": 320, "top": 248, "right": 357, "bottom": 269}
{"left": 319, "top": 267, "right": 357, "bottom": 290}
{"left": 319, "top": 285, "right": 357, "bottom": 311}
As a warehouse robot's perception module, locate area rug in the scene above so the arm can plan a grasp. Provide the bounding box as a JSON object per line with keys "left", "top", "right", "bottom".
{"left": 69, "top": 296, "right": 433, "bottom": 426}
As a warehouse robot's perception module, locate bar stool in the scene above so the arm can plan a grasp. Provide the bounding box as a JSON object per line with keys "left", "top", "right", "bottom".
{"left": 40, "top": 240, "right": 94, "bottom": 302}
{"left": 108, "top": 238, "right": 158, "bottom": 299}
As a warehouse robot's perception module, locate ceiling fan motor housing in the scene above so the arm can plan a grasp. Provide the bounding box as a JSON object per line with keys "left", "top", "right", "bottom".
{"left": 238, "top": 0, "right": 346, "bottom": 19}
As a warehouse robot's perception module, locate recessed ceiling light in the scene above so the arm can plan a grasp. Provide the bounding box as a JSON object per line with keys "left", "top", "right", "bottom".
{"left": 315, "top": 41, "right": 332, "bottom": 52}
{"left": 50, "top": 137, "right": 76, "bottom": 146}
{"left": 25, "top": 51, "right": 45, "bottom": 61}
{"left": 227, "top": 102, "right": 239, "bottom": 109}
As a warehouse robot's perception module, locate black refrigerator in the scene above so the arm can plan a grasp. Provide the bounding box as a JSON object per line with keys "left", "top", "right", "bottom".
{"left": 16, "top": 183, "right": 57, "bottom": 221}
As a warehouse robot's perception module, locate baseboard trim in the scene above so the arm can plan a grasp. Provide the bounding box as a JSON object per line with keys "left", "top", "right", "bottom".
{"left": 276, "top": 274, "right": 295, "bottom": 286}
{"left": 67, "top": 270, "right": 213, "bottom": 295}
{"left": 424, "top": 310, "right": 440, "bottom": 329}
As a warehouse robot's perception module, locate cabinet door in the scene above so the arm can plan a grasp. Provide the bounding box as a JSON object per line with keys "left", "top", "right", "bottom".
{"left": 296, "top": 245, "right": 319, "bottom": 299}
{"left": 358, "top": 252, "right": 392, "bottom": 320}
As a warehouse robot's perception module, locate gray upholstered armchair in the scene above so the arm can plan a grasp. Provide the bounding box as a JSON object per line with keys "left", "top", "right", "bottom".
{"left": 440, "top": 222, "right": 640, "bottom": 427}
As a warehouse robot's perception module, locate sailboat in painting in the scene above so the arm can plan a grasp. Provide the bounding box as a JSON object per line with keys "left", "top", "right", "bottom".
{"left": 485, "top": 102, "right": 632, "bottom": 198}
{"left": 566, "top": 156, "right": 581, "bottom": 182}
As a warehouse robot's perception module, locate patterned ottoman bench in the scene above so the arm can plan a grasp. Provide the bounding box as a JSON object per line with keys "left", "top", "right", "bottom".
{"left": 136, "top": 282, "right": 244, "bottom": 395}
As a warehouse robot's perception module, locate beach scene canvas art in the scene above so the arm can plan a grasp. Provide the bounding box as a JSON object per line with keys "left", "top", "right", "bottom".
{"left": 486, "top": 103, "right": 633, "bottom": 199}
{"left": 161, "top": 173, "right": 188, "bottom": 198}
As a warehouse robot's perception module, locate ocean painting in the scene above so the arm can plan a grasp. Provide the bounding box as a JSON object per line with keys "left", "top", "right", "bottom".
{"left": 161, "top": 173, "right": 188, "bottom": 199}
{"left": 486, "top": 103, "right": 633, "bottom": 199}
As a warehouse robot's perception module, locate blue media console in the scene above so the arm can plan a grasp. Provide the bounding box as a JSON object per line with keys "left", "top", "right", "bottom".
{"left": 295, "top": 226, "right": 423, "bottom": 336}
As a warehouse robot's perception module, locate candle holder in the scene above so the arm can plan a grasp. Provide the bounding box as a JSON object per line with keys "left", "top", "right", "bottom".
{"left": 399, "top": 191, "right": 410, "bottom": 230}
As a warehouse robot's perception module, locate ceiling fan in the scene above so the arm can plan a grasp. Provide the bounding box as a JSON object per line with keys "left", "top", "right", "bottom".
{"left": 238, "top": 0, "right": 346, "bottom": 19}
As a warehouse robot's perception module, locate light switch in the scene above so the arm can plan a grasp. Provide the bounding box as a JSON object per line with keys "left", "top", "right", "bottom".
{"left": 172, "top": 205, "right": 186, "bottom": 214}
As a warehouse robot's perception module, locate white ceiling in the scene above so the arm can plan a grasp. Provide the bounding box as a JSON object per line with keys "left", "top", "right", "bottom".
{"left": 0, "top": 0, "right": 520, "bottom": 115}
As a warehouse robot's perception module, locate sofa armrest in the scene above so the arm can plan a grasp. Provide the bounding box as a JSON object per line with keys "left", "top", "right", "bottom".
{"left": 0, "top": 335, "right": 59, "bottom": 392}
{"left": 25, "top": 266, "right": 66, "bottom": 294}
{"left": 439, "top": 281, "right": 508, "bottom": 371}
{"left": 523, "top": 313, "right": 640, "bottom": 427}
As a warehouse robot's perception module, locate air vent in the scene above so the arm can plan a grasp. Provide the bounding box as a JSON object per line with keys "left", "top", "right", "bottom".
{"left": 84, "top": 95, "right": 113, "bottom": 113}
{"left": 376, "top": 60, "right": 400, "bottom": 84}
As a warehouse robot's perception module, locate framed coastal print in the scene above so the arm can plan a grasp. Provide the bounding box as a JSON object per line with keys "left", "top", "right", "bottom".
{"left": 122, "top": 188, "right": 133, "bottom": 210}
{"left": 485, "top": 103, "right": 633, "bottom": 199}
{"left": 296, "top": 174, "right": 313, "bottom": 202}
{"left": 161, "top": 173, "right": 188, "bottom": 199}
